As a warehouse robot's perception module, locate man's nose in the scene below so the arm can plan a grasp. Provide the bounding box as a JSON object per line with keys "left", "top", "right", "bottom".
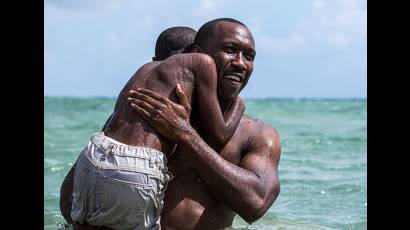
{"left": 232, "top": 53, "right": 247, "bottom": 71}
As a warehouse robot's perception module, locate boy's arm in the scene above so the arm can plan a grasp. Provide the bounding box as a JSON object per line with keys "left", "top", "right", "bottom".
{"left": 128, "top": 86, "right": 281, "bottom": 223}
{"left": 190, "top": 54, "right": 244, "bottom": 151}
{"left": 128, "top": 54, "right": 244, "bottom": 152}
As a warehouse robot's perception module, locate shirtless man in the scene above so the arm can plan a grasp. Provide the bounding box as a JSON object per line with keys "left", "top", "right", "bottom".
{"left": 59, "top": 26, "right": 198, "bottom": 226}
{"left": 62, "top": 22, "right": 245, "bottom": 229}
{"left": 128, "top": 18, "right": 281, "bottom": 229}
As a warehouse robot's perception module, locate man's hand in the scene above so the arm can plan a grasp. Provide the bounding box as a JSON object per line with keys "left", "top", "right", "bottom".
{"left": 127, "top": 84, "right": 192, "bottom": 143}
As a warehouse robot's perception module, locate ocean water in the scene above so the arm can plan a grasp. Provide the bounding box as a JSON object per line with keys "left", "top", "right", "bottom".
{"left": 44, "top": 97, "right": 367, "bottom": 230}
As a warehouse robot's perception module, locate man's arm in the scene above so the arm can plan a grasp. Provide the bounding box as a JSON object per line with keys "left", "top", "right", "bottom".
{"left": 128, "top": 88, "right": 281, "bottom": 223}
{"left": 178, "top": 124, "right": 281, "bottom": 223}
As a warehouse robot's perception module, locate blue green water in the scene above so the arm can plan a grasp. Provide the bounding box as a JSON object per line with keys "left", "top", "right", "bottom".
{"left": 44, "top": 97, "right": 367, "bottom": 229}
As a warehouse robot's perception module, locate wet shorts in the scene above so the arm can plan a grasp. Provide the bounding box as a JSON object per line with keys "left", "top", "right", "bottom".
{"left": 70, "top": 132, "right": 172, "bottom": 230}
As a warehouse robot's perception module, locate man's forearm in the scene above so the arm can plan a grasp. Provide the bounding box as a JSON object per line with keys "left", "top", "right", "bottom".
{"left": 125, "top": 86, "right": 277, "bottom": 221}
{"left": 177, "top": 127, "right": 266, "bottom": 223}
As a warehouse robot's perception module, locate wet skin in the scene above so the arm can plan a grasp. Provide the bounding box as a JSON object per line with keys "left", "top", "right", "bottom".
{"left": 60, "top": 21, "right": 280, "bottom": 230}
{"left": 59, "top": 25, "right": 245, "bottom": 228}
{"left": 129, "top": 22, "right": 281, "bottom": 230}
{"left": 159, "top": 115, "right": 280, "bottom": 230}
{"left": 105, "top": 51, "right": 245, "bottom": 153}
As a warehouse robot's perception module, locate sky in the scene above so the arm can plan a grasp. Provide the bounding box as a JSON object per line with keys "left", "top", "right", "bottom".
{"left": 44, "top": 0, "right": 367, "bottom": 98}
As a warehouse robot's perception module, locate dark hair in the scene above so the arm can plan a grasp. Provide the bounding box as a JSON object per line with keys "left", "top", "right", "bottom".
{"left": 154, "top": 26, "right": 197, "bottom": 61}
{"left": 193, "top": 18, "right": 247, "bottom": 48}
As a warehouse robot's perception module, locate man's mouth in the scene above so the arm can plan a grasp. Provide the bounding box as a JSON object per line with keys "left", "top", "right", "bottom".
{"left": 224, "top": 72, "right": 243, "bottom": 83}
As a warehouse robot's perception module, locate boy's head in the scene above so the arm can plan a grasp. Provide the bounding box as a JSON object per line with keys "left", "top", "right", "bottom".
{"left": 153, "top": 26, "right": 197, "bottom": 61}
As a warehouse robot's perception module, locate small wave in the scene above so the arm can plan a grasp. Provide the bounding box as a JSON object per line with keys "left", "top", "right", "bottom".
{"left": 44, "top": 158, "right": 63, "bottom": 166}
{"left": 231, "top": 215, "right": 337, "bottom": 230}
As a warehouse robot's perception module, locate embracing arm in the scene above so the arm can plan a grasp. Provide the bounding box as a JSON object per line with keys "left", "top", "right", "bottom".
{"left": 128, "top": 86, "right": 280, "bottom": 223}
{"left": 127, "top": 54, "right": 243, "bottom": 151}
{"left": 191, "top": 54, "right": 244, "bottom": 151}
{"left": 178, "top": 124, "right": 281, "bottom": 223}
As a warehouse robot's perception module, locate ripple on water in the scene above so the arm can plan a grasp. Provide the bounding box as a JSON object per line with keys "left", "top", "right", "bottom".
{"left": 44, "top": 158, "right": 63, "bottom": 166}
{"left": 231, "top": 214, "right": 337, "bottom": 230}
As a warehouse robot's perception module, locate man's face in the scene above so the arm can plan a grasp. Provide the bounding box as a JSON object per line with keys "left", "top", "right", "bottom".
{"left": 202, "top": 22, "right": 256, "bottom": 102}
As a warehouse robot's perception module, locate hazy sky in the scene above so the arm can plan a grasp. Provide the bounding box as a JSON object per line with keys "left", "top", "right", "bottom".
{"left": 45, "top": 0, "right": 367, "bottom": 98}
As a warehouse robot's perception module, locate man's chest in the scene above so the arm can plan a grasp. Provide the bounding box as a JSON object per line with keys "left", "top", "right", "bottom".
{"left": 219, "top": 135, "right": 246, "bottom": 165}
{"left": 219, "top": 117, "right": 258, "bottom": 165}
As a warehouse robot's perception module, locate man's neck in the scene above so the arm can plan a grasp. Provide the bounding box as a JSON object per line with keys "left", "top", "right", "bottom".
{"left": 219, "top": 98, "right": 234, "bottom": 114}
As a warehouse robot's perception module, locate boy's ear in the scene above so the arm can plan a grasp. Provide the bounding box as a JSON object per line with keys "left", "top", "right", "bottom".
{"left": 191, "top": 45, "right": 202, "bottom": 53}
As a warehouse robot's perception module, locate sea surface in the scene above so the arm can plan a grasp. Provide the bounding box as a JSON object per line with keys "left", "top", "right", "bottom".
{"left": 44, "top": 97, "right": 367, "bottom": 230}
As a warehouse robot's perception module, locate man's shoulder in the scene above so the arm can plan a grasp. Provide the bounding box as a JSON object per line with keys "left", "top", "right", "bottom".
{"left": 241, "top": 114, "right": 278, "bottom": 135}
{"left": 240, "top": 114, "right": 280, "bottom": 156}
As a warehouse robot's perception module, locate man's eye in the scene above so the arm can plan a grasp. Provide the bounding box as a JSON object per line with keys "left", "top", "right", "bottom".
{"left": 244, "top": 54, "right": 255, "bottom": 61}
{"left": 223, "top": 46, "right": 235, "bottom": 53}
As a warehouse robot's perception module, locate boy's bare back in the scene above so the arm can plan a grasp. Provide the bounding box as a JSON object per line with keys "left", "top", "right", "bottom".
{"left": 104, "top": 53, "right": 218, "bottom": 155}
